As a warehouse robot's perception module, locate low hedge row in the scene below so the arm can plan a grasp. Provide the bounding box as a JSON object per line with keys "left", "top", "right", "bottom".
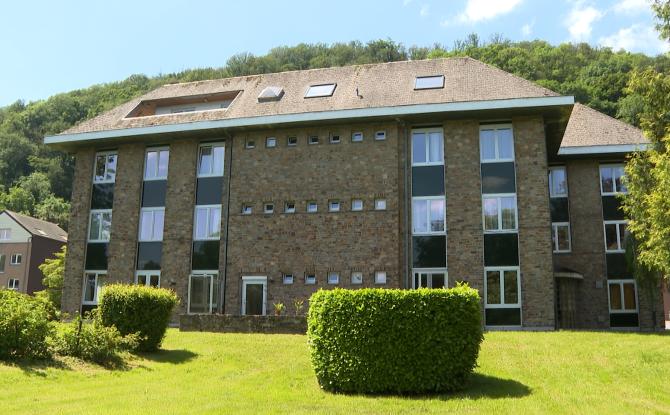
{"left": 98, "top": 284, "right": 179, "bottom": 352}
{"left": 307, "top": 285, "right": 483, "bottom": 394}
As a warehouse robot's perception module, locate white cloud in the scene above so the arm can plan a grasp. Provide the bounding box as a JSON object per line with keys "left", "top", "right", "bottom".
{"left": 612, "top": 0, "right": 651, "bottom": 14}
{"left": 599, "top": 24, "right": 670, "bottom": 54}
{"left": 564, "top": 1, "right": 604, "bottom": 41}
{"left": 456, "top": 0, "right": 523, "bottom": 24}
{"left": 403, "top": 0, "right": 413, "bottom": 6}
{"left": 420, "top": 4, "right": 430, "bottom": 16}
{"left": 521, "top": 20, "right": 535, "bottom": 36}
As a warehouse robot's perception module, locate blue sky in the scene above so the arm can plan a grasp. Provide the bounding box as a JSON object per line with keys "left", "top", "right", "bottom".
{"left": 0, "top": 0, "right": 666, "bottom": 106}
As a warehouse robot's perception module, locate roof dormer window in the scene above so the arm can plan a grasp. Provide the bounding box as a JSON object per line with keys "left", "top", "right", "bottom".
{"left": 305, "top": 83, "right": 336, "bottom": 98}
{"left": 414, "top": 75, "right": 445, "bottom": 90}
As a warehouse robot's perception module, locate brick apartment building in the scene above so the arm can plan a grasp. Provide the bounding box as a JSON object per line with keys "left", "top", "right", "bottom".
{"left": 45, "top": 58, "right": 664, "bottom": 330}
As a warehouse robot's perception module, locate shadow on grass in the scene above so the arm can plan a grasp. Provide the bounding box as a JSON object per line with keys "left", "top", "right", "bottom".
{"left": 5, "top": 354, "right": 133, "bottom": 376}
{"left": 136, "top": 348, "right": 198, "bottom": 364}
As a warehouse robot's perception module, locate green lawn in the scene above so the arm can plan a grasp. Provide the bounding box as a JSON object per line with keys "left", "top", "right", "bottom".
{"left": 1, "top": 330, "right": 669, "bottom": 414}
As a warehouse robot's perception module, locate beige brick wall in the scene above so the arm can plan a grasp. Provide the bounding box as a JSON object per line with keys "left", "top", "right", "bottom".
{"left": 0, "top": 243, "right": 29, "bottom": 293}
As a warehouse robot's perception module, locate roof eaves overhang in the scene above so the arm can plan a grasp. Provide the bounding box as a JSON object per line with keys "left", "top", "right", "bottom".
{"left": 45, "top": 95, "right": 574, "bottom": 148}
{"left": 557, "top": 143, "right": 649, "bottom": 156}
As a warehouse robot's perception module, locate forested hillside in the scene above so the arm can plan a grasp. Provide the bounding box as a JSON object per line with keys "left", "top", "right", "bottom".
{"left": 1, "top": 36, "right": 668, "bottom": 230}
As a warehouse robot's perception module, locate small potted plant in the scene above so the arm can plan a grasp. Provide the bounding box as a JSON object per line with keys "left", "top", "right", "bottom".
{"left": 293, "top": 299, "right": 305, "bottom": 316}
{"left": 273, "top": 302, "right": 285, "bottom": 316}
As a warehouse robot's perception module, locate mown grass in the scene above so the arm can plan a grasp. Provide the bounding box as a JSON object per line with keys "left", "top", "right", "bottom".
{"left": 0, "top": 330, "right": 668, "bottom": 414}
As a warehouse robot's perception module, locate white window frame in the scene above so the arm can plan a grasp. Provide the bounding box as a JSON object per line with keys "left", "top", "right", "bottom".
{"left": 327, "top": 271, "right": 339, "bottom": 285}
{"left": 193, "top": 204, "right": 222, "bottom": 241}
{"left": 482, "top": 194, "right": 518, "bottom": 233}
{"left": 245, "top": 138, "right": 256, "bottom": 149}
{"left": 0, "top": 228, "right": 11, "bottom": 240}
{"left": 411, "top": 128, "right": 444, "bottom": 167}
{"left": 308, "top": 135, "right": 319, "bottom": 145}
{"left": 187, "top": 272, "right": 218, "bottom": 314}
{"left": 284, "top": 201, "right": 296, "bottom": 214}
{"left": 329, "top": 200, "right": 341, "bottom": 212}
{"left": 351, "top": 132, "right": 364, "bottom": 142}
{"left": 307, "top": 201, "right": 318, "bottom": 213}
{"left": 135, "top": 270, "right": 161, "bottom": 288}
{"left": 143, "top": 147, "right": 170, "bottom": 181}
{"left": 287, "top": 136, "right": 298, "bottom": 146}
{"left": 412, "top": 196, "right": 446, "bottom": 235}
{"left": 93, "top": 151, "right": 118, "bottom": 184}
{"left": 266, "top": 137, "right": 277, "bottom": 148}
{"left": 242, "top": 204, "right": 252, "bottom": 215}
{"left": 599, "top": 163, "right": 627, "bottom": 195}
{"left": 197, "top": 142, "right": 225, "bottom": 178}
{"left": 351, "top": 271, "right": 363, "bottom": 284}
{"left": 9, "top": 254, "right": 22, "bottom": 265}
{"left": 414, "top": 75, "right": 445, "bottom": 90}
{"left": 351, "top": 199, "right": 364, "bottom": 211}
{"left": 484, "top": 266, "right": 521, "bottom": 309}
{"left": 138, "top": 207, "right": 165, "bottom": 242}
{"left": 329, "top": 134, "right": 341, "bottom": 144}
{"left": 264, "top": 202, "right": 274, "bottom": 214}
{"left": 241, "top": 276, "right": 267, "bottom": 316}
{"left": 374, "top": 199, "right": 387, "bottom": 211}
{"left": 604, "top": 220, "right": 628, "bottom": 253}
{"left": 305, "top": 273, "right": 317, "bottom": 285}
{"left": 7, "top": 278, "right": 19, "bottom": 290}
{"left": 82, "top": 271, "right": 107, "bottom": 305}
{"left": 374, "top": 271, "right": 387, "bottom": 284}
{"left": 305, "top": 83, "right": 336, "bottom": 98}
{"left": 548, "top": 166, "right": 568, "bottom": 198}
{"left": 552, "top": 222, "right": 572, "bottom": 253}
{"left": 479, "top": 124, "right": 515, "bottom": 163}
{"left": 607, "top": 279, "right": 639, "bottom": 314}
{"left": 283, "top": 273, "right": 294, "bottom": 284}
{"left": 88, "top": 209, "right": 113, "bottom": 242}
{"left": 412, "top": 268, "right": 448, "bottom": 289}
{"left": 375, "top": 130, "right": 386, "bottom": 141}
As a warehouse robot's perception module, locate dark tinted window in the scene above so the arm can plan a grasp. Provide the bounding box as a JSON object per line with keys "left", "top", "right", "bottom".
{"left": 412, "top": 236, "right": 446, "bottom": 268}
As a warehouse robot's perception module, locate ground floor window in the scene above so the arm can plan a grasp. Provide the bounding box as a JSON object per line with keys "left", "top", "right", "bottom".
{"left": 242, "top": 276, "right": 267, "bottom": 316}
{"left": 7, "top": 278, "right": 19, "bottom": 290}
{"left": 188, "top": 272, "right": 218, "bottom": 314}
{"left": 484, "top": 267, "right": 521, "bottom": 326}
{"left": 82, "top": 271, "right": 107, "bottom": 305}
{"left": 608, "top": 279, "right": 639, "bottom": 328}
{"left": 412, "top": 269, "right": 447, "bottom": 289}
{"left": 136, "top": 271, "right": 160, "bottom": 288}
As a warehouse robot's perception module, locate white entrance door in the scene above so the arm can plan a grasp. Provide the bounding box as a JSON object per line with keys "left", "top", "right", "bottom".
{"left": 242, "top": 276, "right": 267, "bottom": 316}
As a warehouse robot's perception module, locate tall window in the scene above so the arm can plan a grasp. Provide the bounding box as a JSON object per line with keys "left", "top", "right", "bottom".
{"left": 0, "top": 229, "right": 10, "bottom": 240}
{"left": 552, "top": 223, "right": 571, "bottom": 253}
{"left": 0, "top": 254, "right": 5, "bottom": 272}
{"left": 10, "top": 254, "right": 22, "bottom": 265}
{"left": 197, "top": 143, "right": 225, "bottom": 177}
{"left": 144, "top": 148, "right": 170, "bottom": 180}
{"left": 82, "top": 272, "right": 107, "bottom": 305}
{"left": 412, "top": 129, "right": 444, "bottom": 166}
{"left": 600, "top": 164, "right": 627, "bottom": 195}
{"left": 549, "top": 166, "right": 568, "bottom": 197}
{"left": 412, "top": 197, "right": 446, "bottom": 234}
{"left": 138, "top": 208, "right": 165, "bottom": 242}
{"left": 485, "top": 267, "right": 520, "bottom": 308}
{"left": 482, "top": 196, "right": 517, "bottom": 231}
{"left": 604, "top": 220, "right": 627, "bottom": 253}
{"left": 608, "top": 280, "right": 637, "bottom": 313}
{"left": 480, "top": 126, "right": 514, "bottom": 162}
{"left": 88, "top": 210, "right": 112, "bottom": 242}
{"left": 93, "top": 151, "right": 118, "bottom": 183}
{"left": 188, "top": 273, "right": 218, "bottom": 314}
{"left": 194, "top": 205, "right": 221, "bottom": 240}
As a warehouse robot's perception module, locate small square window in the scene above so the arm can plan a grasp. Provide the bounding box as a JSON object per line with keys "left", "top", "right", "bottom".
{"left": 283, "top": 274, "right": 294, "bottom": 284}
{"left": 375, "top": 131, "right": 386, "bottom": 140}
{"left": 266, "top": 137, "right": 277, "bottom": 148}
{"left": 285, "top": 201, "right": 296, "bottom": 213}
{"left": 307, "top": 201, "right": 318, "bottom": 213}
{"left": 352, "top": 132, "right": 363, "bottom": 142}
{"left": 305, "top": 274, "right": 317, "bottom": 284}
{"left": 242, "top": 204, "right": 253, "bottom": 215}
{"left": 309, "top": 135, "right": 319, "bottom": 145}
{"left": 245, "top": 139, "right": 256, "bottom": 149}
{"left": 352, "top": 199, "right": 364, "bottom": 211}
{"left": 351, "top": 272, "right": 363, "bottom": 285}
{"left": 287, "top": 136, "right": 298, "bottom": 146}
{"left": 264, "top": 203, "right": 274, "bottom": 214}
{"left": 375, "top": 271, "right": 387, "bottom": 284}
{"left": 330, "top": 134, "right": 341, "bottom": 144}
{"left": 329, "top": 200, "right": 341, "bottom": 212}
{"left": 328, "top": 272, "right": 339, "bottom": 285}
{"left": 375, "top": 199, "right": 387, "bottom": 210}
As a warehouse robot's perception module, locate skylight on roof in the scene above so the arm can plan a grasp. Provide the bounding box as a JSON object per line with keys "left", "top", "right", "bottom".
{"left": 415, "top": 75, "right": 445, "bottom": 90}
{"left": 258, "top": 86, "right": 285, "bottom": 102}
{"left": 305, "top": 83, "right": 336, "bottom": 98}
{"left": 126, "top": 91, "right": 240, "bottom": 118}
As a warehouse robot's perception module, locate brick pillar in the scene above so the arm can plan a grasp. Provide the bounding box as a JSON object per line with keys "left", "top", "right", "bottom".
{"left": 444, "top": 120, "right": 484, "bottom": 292}
{"left": 62, "top": 149, "right": 94, "bottom": 315}
{"left": 107, "top": 143, "right": 143, "bottom": 283}
{"left": 163, "top": 139, "right": 197, "bottom": 314}
{"left": 514, "top": 116, "right": 555, "bottom": 328}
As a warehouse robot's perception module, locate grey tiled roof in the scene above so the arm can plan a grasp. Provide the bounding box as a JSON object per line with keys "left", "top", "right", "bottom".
{"left": 561, "top": 103, "right": 647, "bottom": 148}
{"left": 4, "top": 210, "right": 67, "bottom": 242}
{"left": 60, "top": 57, "right": 559, "bottom": 135}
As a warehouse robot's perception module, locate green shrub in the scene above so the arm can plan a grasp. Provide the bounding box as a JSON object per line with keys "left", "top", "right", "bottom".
{"left": 307, "top": 285, "right": 483, "bottom": 394}
{"left": 52, "top": 313, "right": 138, "bottom": 364}
{"left": 98, "top": 284, "right": 179, "bottom": 352}
{"left": 0, "top": 290, "right": 53, "bottom": 360}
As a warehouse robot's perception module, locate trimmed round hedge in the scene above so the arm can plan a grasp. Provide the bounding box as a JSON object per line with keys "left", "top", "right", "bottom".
{"left": 98, "top": 284, "right": 179, "bottom": 352}
{"left": 307, "top": 285, "right": 483, "bottom": 394}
